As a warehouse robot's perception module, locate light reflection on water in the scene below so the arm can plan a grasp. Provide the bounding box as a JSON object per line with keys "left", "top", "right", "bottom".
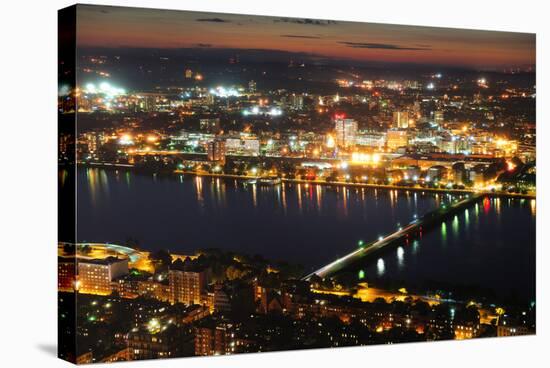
{"left": 85, "top": 167, "right": 110, "bottom": 203}
{"left": 77, "top": 168, "right": 535, "bottom": 302}
{"left": 356, "top": 197, "right": 536, "bottom": 303}
{"left": 452, "top": 215, "right": 459, "bottom": 237}
{"left": 396, "top": 246, "right": 405, "bottom": 269}
{"left": 412, "top": 240, "right": 419, "bottom": 255}
{"left": 77, "top": 168, "right": 441, "bottom": 268}
{"left": 377, "top": 258, "right": 385, "bottom": 276}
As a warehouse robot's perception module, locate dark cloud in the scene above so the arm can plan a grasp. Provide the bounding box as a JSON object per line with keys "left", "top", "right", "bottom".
{"left": 195, "top": 43, "right": 213, "bottom": 48}
{"left": 338, "top": 42, "right": 431, "bottom": 50}
{"left": 195, "top": 18, "right": 230, "bottom": 23}
{"left": 281, "top": 34, "right": 322, "bottom": 39}
{"left": 275, "top": 18, "right": 337, "bottom": 26}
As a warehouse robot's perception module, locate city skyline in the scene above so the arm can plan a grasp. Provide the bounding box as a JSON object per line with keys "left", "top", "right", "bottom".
{"left": 59, "top": 4, "right": 536, "bottom": 364}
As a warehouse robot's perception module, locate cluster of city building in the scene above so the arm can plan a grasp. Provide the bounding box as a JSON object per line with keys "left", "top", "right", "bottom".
{"left": 58, "top": 244, "right": 535, "bottom": 363}
{"left": 59, "top": 65, "right": 536, "bottom": 195}
{"left": 58, "top": 59, "right": 536, "bottom": 363}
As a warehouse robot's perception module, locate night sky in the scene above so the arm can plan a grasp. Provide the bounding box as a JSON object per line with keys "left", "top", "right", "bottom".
{"left": 76, "top": 5, "right": 535, "bottom": 70}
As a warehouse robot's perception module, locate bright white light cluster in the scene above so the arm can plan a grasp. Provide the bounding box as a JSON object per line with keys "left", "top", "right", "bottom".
{"left": 242, "top": 106, "right": 283, "bottom": 116}
{"left": 351, "top": 152, "right": 381, "bottom": 164}
{"left": 84, "top": 82, "right": 126, "bottom": 96}
{"left": 209, "top": 86, "right": 241, "bottom": 98}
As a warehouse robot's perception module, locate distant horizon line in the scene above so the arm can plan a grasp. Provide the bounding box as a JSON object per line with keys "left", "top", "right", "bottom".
{"left": 75, "top": 45, "right": 536, "bottom": 73}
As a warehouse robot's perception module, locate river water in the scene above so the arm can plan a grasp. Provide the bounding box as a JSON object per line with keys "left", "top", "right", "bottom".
{"left": 76, "top": 168, "right": 535, "bottom": 303}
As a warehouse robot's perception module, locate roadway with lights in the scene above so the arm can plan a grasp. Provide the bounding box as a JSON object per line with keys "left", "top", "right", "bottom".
{"left": 303, "top": 193, "right": 484, "bottom": 280}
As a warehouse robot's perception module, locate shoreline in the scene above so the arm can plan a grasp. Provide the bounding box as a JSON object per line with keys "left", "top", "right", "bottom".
{"left": 173, "top": 169, "right": 537, "bottom": 200}
{"left": 74, "top": 162, "right": 536, "bottom": 199}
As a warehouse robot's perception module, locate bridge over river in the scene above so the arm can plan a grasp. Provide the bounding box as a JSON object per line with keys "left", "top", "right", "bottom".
{"left": 303, "top": 193, "right": 485, "bottom": 280}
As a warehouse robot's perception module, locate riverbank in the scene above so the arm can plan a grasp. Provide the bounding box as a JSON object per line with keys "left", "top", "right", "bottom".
{"left": 75, "top": 162, "right": 535, "bottom": 199}
{"left": 172, "top": 169, "right": 536, "bottom": 199}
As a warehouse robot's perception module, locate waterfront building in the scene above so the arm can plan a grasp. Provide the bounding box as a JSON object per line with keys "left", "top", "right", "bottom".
{"left": 77, "top": 257, "right": 129, "bottom": 295}
{"left": 426, "top": 166, "right": 447, "bottom": 181}
{"left": 83, "top": 132, "right": 100, "bottom": 155}
{"left": 390, "top": 153, "right": 502, "bottom": 171}
{"left": 452, "top": 162, "right": 468, "bottom": 184}
{"left": 334, "top": 117, "right": 358, "bottom": 148}
{"left": 207, "top": 139, "right": 226, "bottom": 163}
{"left": 225, "top": 136, "right": 260, "bottom": 156}
{"left": 402, "top": 165, "right": 421, "bottom": 181}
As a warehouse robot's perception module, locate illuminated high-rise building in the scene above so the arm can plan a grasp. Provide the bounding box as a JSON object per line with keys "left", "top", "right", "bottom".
{"left": 168, "top": 268, "right": 207, "bottom": 306}
{"left": 290, "top": 94, "right": 304, "bottom": 110}
{"left": 393, "top": 111, "right": 410, "bottom": 129}
{"left": 207, "top": 139, "right": 226, "bottom": 163}
{"left": 83, "top": 132, "right": 100, "bottom": 154}
{"left": 434, "top": 110, "right": 444, "bottom": 127}
{"left": 248, "top": 80, "right": 256, "bottom": 93}
{"left": 194, "top": 321, "right": 235, "bottom": 356}
{"left": 334, "top": 116, "right": 358, "bottom": 148}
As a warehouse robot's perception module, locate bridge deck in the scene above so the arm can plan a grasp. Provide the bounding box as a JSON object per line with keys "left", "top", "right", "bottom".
{"left": 303, "top": 193, "right": 484, "bottom": 280}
